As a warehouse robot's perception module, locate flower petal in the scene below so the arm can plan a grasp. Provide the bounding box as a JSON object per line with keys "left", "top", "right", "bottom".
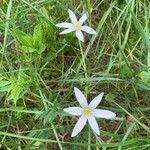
{"left": 94, "top": 109, "right": 116, "bottom": 119}
{"left": 71, "top": 115, "right": 87, "bottom": 137}
{"left": 68, "top": 9, "right": 78, "bottom": 24}
{"left": 59, "top": 28, "right": 74, "bottom": 34}
{"left": 89, "top": 92, "right": 104, "bottom": 109}
{"left": 75, "top": 30, "right": 84, "bottom": 42}
{"left": 88, "top": 116, "right": 100, "bottom": 135}
{"left": 81, "top": 26, "right": 97, "bottom": 35}
{"left": 74, "top": 87, "right": 88, "bottom": 107}
{"left": 79, "top": 13, "right": 87, "bottom": 25}
{"left": 63, "top": 107, "right": 82, "bottom": 116}
{"left": 55, "top": 23, "right": 73, "bottom": 28}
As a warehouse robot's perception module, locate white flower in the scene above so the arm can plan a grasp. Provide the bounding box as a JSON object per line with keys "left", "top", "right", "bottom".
{"left": 63, "top": 87, "right": 116, "bottom": 137}
{"left": 55, "top": 9, "right": 97, "bottom": 42}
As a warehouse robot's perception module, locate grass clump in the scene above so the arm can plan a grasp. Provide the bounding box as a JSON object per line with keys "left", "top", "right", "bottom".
{"left": 0, "top": 0, "right": 149, "bottom": 149}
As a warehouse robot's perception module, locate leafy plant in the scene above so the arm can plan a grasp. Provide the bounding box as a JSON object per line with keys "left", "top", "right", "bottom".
{"left": 0, "top": 71, "right": 31, "bottom": 105}
{"left": 14, "top": 24, "right": 46, "bottom": 55}
{"left": 35, "top": 108, "right": 57, "bottom": 125}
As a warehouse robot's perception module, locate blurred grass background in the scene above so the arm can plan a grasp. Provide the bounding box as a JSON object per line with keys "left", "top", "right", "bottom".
{"left": 0, "top": 0, "right": 150, "bottom": 149}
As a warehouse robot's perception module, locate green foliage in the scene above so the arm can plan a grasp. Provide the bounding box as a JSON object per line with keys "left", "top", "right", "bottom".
{"left": 35, "top": 108, "right": 57, "bottom": 125}
{"left": 139, "top": 71, "right": 150, "bottom": 84}
{"left": 0, "top": 0, "right": 150, "bottom": 149}
{"left": 14, "top": 24, "right": 46, "bottom": 55}
{"left": 131, "top": 11, "right": 150, "bottom": 67}
{"left": 105, "top": 93, "right": 115, "bottom": 102}
{"left": 0, "top": 71, "right": 31, "bottom": 105}
{"left": 0, "top": 76, "right": 11, "bottom": 92}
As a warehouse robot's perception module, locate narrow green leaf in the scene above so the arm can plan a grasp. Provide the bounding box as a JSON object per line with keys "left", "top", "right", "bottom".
{"left": 131, "top": 11, "right": 150, "bottom": 67}
{"left": 33, "top": 24, "right": 43, "bottom": 47}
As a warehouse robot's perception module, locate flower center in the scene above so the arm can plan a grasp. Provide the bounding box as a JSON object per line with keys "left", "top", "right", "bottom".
{"left": 83, "top": 107, "right": 93, "bottom": 117}
{"left": 74, "top": 23, "right": 81, "bottom": 30}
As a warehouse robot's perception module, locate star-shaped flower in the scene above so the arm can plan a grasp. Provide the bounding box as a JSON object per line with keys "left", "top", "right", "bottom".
{"left": 63, "top": 87, "right": 116, "bottom": 137}
{"left": 55, "top": 9, "right": 97, "bottom": 42}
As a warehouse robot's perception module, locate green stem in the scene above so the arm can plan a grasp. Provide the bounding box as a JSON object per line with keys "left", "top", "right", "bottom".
{"left": 88, "top": 125, "right": 91, "bottom": 150}
{"left": 51, "top": 123, "right": 63, "bottom": 150}
{"left": 78, "top": 41, "right": 88, "bottom": 79}
{"left": 84, "top": 0, "right": 91, "bottom": 25}
{"left": 79, "top": 40, "right": 90, "bottom": 148}
{"left": 78, "top": 40, "right": 88, "bottom": 96}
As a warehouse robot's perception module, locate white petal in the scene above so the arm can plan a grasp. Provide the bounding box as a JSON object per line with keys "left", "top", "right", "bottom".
{"left": 94, "top": 109, "right": 116, "bottom": 119}
{"left": 88, "top": 116, "right": 100, "bottom": 135}
{"left": 75, "top": 30, "right": 84, "bottom": 42}
{"left": 55, "top": 23, "right": 73, "bottom": 28}
{"left": 71, "top": 115, "right": 87, "bottom": 137}
{"left": 59, "top": 28, "right": 74, "bottom": 34}
{"left": 81, "top": 26, "right": 97, "bottom": 35}
{"left": 63, "top": 107, "right": 83, "bottom": 116}
{"left": 89, "top": 92, "right": 104, "bottom": 109}
{"left": 74, "top": 87, "right": 88, "bottom": 107}
{"left": 79, "top": 13, "right": 87, "bottom": 25}
{"left": 68, "top": 9, "right": 78, "bottom": 24}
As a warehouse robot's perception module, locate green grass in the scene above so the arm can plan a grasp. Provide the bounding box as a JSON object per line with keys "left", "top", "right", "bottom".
{"left": 0, "top": 0, "right": 150, "bottom": 149}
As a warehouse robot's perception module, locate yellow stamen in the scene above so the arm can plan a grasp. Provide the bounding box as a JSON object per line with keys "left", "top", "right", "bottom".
{"left": 74, "top": 23, "right": 81, "bottom": 30}
{"left": 83, "top": 107, "right": 93, "bottom": 117}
